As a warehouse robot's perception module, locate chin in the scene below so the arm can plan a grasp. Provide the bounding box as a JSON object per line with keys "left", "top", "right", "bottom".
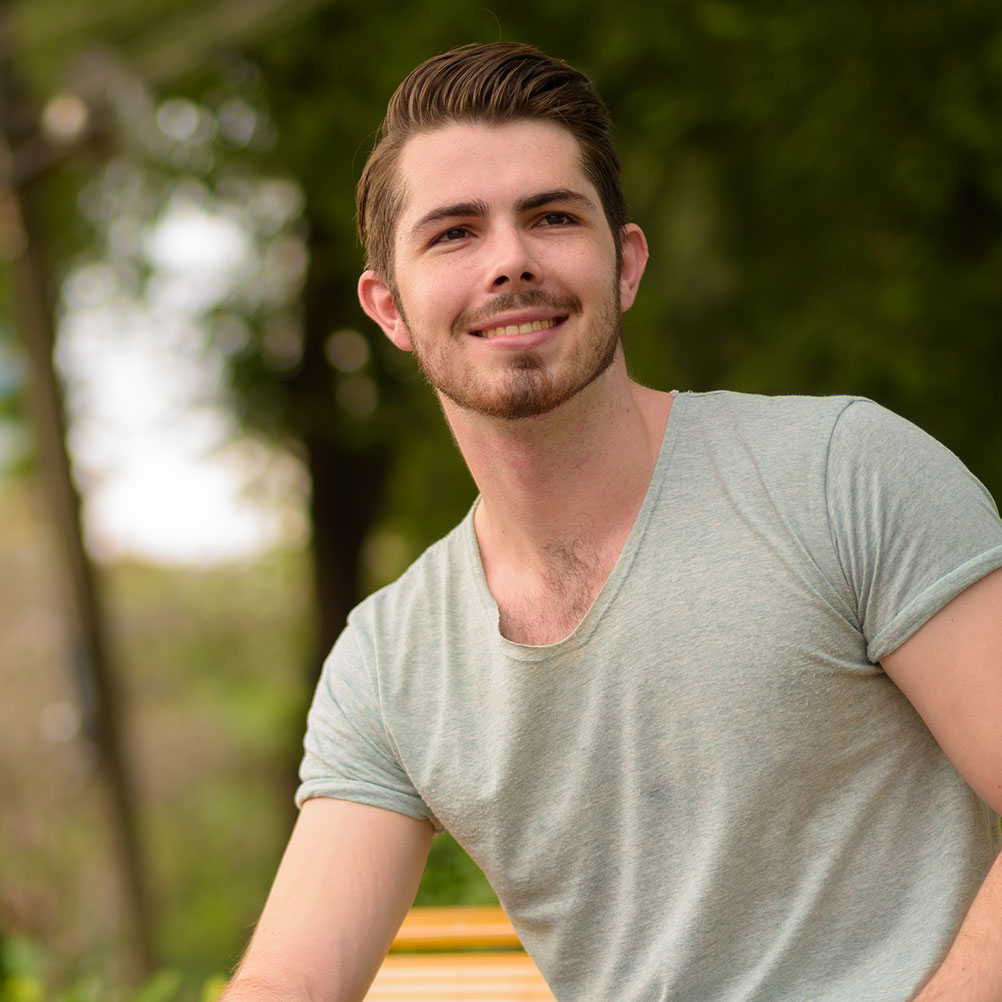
{"left": 445, "top": 350, "right": 617, "bottom": 422}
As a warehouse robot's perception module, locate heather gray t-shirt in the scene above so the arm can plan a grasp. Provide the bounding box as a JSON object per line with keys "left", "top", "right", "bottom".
{"left": 299, "top": 392, "right": 1002, "bottom": 1001}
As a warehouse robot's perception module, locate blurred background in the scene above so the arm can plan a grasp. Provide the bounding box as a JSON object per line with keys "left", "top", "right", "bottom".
{"left": 2, "top": 1, "right": 1000, "bottom": 998}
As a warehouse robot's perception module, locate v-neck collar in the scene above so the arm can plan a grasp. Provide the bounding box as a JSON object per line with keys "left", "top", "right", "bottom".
{"left": 463, "top": 391, "right": 688, "bottom": 661}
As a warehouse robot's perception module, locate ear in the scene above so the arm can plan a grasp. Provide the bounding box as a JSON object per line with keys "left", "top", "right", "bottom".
{"left": 617, "top": 223, "right": 649, "bottom": 313}
{"left": 358, "top": 270, "right": 413, "bottom": 351}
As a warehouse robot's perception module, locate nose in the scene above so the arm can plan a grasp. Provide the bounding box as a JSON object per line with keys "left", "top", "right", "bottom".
{"left": 487, "top": 226, "right": 540, "bottom": 290}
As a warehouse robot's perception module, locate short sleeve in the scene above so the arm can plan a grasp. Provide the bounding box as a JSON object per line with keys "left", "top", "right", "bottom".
{"left": 296, "top": 623, "right": 439, "bottom": 826}
{"left": 826, "top": 400, "right": 1002, "bottom": 663}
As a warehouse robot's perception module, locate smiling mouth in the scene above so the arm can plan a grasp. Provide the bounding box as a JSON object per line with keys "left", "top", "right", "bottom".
{"left": 471, "top": 317, "right": 566, "bottom": 339}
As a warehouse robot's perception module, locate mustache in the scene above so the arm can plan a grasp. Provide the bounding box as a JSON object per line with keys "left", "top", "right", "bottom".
{"left": 452, "top": 290, "right": 582, "bottom": 335}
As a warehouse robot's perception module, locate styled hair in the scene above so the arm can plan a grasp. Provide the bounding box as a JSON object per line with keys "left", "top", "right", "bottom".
{"left": 356, "top": 42, "right": 629, "bottom": 280}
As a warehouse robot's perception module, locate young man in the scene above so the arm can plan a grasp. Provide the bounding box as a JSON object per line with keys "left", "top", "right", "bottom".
{"left": 224, "top": 43, "right": 1002, "bottom": 1001}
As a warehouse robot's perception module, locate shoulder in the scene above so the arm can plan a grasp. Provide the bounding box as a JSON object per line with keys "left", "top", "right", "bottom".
{"left": 677, "top": 389, "right": 861, "bottom": 445}
{"left": 312, "top": 507, "right": 481, "bottom": 725}
{"left": 825, "top": 398, "right": 997, "bottom": 510}
{"left": 671, "top": 390, "right": 864, "bottom": 485}
{"left": 346, "top": 506, "right": 481, "bottom": 650}
{"left": 679, "top": 390, "right": 998, "bottom": 519}
{"left": 827, "top": 396, "right": 938, "bottom": 450}
{"left": 675, "top": 390, "right": 970, "bottom": 473}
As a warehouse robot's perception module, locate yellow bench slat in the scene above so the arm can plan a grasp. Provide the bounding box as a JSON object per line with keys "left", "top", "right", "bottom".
{"left": 365, "top": 952, "right": 555, "bottom": 1000}
{"left": 390, "top": 906, "right": 522, "bottom": 951}
{"left": 368, "top": 906, "right": 555, "bottom": 1000}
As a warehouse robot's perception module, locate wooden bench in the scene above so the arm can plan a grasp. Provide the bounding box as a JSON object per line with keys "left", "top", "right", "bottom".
{"left": 364, "top": 906, "right": 555, "bottom": 1001}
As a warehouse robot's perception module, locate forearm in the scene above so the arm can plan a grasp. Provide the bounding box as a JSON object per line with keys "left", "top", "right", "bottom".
{"left": 911, "top": 847, "right": 1002, "bottom": 1001}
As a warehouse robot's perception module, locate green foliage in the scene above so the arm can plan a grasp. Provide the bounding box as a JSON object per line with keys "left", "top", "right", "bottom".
{"left": 0, "top": 481, "right": 311, "bottom": 994}
{"left": 104, "top": 556, "right": 314, "bottom": 976}
{"left": 416, "top": 834, "right": 498, "bottom": 908}
{"left": 0, "top": 934, "right": 226, "bottom": 1002}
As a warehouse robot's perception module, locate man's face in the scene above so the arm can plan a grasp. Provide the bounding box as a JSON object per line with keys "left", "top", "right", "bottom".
{"left": 361, "top": 119, "right": 645, "bottom": 421}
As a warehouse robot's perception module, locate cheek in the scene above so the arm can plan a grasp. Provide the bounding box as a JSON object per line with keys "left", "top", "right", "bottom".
{"left": 568, "top": 253, "right": 615, "bottom": 299}
{"left": 557, "top": 234, "right": 616, "bottom": 277}
{"left": 406, "top": 263, "right": 477, "bottom": 318}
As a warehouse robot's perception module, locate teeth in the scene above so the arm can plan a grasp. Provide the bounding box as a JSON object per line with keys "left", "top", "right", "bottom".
{"left": 478, "top": 318, "right": 555, "bottom": 339}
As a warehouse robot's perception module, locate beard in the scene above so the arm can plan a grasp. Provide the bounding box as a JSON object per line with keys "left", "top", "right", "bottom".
{"left": 402, "top": 285, "right": 623, "bottom": 421}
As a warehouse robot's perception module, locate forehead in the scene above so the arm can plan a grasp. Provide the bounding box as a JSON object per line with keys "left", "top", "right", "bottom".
{"left": 394, "top": 119, "right": 596, "bottom": 232}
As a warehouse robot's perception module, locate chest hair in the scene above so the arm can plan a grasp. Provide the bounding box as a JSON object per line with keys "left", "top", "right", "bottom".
{"left": 496, "top": 532, "right": 613, "bottom": 645}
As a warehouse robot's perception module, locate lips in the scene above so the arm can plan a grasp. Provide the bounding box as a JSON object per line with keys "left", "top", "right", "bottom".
{"left": 473, "top": 317, "right": 565, "bottom": 339}
{"left": 455, "top": 291, "right": 581, "bottom": 340}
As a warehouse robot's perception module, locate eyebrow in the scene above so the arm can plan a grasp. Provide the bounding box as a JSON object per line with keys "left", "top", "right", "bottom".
{"left": 516, "top": 188, "right": 597, "bottom": 213}
{"left": 408, "top": 188, "right": 598, "bottom": 242}
{"left": 408, "top": 199, "right": 490, "bottom": 241}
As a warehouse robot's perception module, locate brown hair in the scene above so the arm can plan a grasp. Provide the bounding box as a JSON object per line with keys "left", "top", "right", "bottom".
{"left": 356, "top": 42, "right": 629, "bottom": 280}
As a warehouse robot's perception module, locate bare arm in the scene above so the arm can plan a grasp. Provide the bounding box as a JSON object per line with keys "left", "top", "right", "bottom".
{"left": 221, "top": 797, "right": 434, "bottom": 1002}
{"left": 908, "top": 850, "right": 1002, "bottom": 1002}
{"left": 882, "top": 567, "right": 1002, "bottom": 1001}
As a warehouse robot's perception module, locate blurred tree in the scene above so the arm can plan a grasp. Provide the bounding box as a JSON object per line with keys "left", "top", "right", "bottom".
{"left": 0, "top": 0, "right": 156, "bottom": 974}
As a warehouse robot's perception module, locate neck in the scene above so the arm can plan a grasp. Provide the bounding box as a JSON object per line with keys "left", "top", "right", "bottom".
{"left": 442, "top": 352, "right": 674, "bottom": 597}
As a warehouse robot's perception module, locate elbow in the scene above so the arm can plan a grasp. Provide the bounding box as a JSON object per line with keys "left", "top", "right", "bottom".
{"left": 220, "top": 971, "right": 324, "bottom": 1002}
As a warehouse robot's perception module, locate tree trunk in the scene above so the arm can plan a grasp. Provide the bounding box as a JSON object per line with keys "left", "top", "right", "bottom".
{"left": 282, "top": 228, "right": 391, "bottom": 800}
{"left": 0, "top": 6, "right": 155, "bottom": 975}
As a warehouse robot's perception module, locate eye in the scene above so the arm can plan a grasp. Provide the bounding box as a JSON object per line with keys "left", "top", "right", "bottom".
{"left": 431, "top": 225, "right": 471, "bottom": 245}
{"left": 538, "top": 212, "right": 574, "bottom": 226}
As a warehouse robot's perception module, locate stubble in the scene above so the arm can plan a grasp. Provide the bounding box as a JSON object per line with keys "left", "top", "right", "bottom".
{"left": 402, "top": 286, "right": 623, "bottom": 421}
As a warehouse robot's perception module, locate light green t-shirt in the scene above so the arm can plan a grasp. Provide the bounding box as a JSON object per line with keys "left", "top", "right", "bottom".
{"left": 300, "top": 392, "right": 1002, "bottom": 1001}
